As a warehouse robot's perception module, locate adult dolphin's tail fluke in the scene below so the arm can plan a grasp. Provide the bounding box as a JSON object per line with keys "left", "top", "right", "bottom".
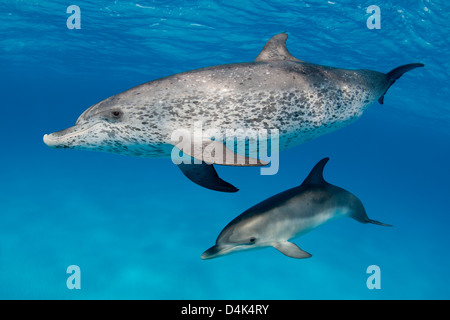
{"left": 201, "top": 157, "right": 392, "bottom": 260}
{"left": 43, "top": 33, "right": 424, "bottom": 192}
{"left": 378, "top": 63, "right": 425, "bottom": 104}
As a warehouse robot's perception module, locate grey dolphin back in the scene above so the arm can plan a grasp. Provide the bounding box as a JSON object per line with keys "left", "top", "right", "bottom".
{"left": 378, "top": 63, "right": 425, "bottom": 104}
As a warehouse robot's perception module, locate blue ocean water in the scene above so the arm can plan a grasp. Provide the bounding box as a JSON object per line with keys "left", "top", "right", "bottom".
{"left": 0, "top": 0, "right": 449, "bottom": 299}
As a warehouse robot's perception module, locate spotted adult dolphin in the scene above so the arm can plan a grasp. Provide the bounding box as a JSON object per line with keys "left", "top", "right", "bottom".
{"left": 43, "top": 33, "right": 423, "bottom": 192}
{"left": 201, "top": 157, "right": 391, "bottom": 260}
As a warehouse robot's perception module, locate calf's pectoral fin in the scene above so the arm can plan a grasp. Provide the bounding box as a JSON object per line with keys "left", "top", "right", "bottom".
{"left": 272, "top": 241, "right": 312, "bottom": 259}
{"left": 177, "top": 161, "right": 239, "bottom": 193}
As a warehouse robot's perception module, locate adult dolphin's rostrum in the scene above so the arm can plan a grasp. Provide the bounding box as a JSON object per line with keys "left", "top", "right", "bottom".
{"left": 43, "top": 33, "right": 424, "bottom": 192}
{"left": 201, "top": 157, "right": 391, "bottom": 260}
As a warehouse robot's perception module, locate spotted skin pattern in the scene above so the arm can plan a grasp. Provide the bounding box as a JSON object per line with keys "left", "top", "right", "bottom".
{"left": 46, "top": 59, "right": 387, "bottom": 158}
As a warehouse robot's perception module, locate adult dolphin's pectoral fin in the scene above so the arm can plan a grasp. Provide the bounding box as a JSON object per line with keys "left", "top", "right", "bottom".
{"left": 177, "top": 161, "right": 239, "bottom": 193}
{"left": 272, "top": 241, "right": 312, "bottom": 259}
{"left": 204, "top": 141, "right": 269, "bottom": 166}
{"left": 177, "top": 138, "right": 269, "bottom": 166}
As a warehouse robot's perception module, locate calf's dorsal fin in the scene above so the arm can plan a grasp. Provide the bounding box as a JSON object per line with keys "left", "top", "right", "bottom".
{"left": 300, "top": 157, "right": 330, "bottom": 187}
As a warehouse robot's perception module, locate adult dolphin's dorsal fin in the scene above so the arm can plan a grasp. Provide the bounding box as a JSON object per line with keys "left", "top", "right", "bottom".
{"left": 254, "top": 33, "right": 303, "bottom": 62}
{"left": 301, "top": 157, "right": 330, "bottom": 186}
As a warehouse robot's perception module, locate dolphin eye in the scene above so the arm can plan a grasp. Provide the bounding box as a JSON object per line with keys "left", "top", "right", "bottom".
{"left": 249, "top": 237, "right": 256, "bottom": 244}
{"left": 111, "top": 110, "right": 122, "bottom": 118}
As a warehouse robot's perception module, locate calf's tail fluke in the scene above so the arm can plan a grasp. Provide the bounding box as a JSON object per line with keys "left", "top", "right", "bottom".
{"left": 378, "top": 63, "right": 425, "bottom": 104}
{"left": 367, "top": 219, "right": 393, "bottom": 227}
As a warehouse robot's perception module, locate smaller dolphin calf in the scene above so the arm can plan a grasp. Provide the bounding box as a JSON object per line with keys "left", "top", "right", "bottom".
{"left": 201, "top": 158, "right": 391, "bottom": 260}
